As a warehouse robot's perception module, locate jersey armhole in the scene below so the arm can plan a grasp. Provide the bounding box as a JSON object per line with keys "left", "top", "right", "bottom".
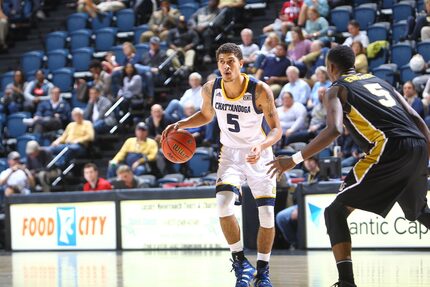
{"left": 250, "top": 78, "right": 263, "bottom": 114}
{"left": 211, "top": 78, "right": 220, "bottom": 106}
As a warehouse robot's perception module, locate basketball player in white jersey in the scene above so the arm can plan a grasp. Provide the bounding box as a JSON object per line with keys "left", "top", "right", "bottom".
{"left": 162, "top": 43, "right": 281, "bottom": 287}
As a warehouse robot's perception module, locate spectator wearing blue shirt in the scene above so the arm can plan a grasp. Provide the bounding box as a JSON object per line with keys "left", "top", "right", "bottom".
{"left": 308, "top": 66, "right": 331, "bottom": 109}
{"left": 278, "top": 66, "right": 311, "bottom": 106}
{"left": 255, "top": 43, "right": 292, "bottom": 98}
{"left": 298, "top": 0, "right": 329, "bottom": 26}
{"left": 404, "top": 81, "right": 425, "bottom": 119}
{"left": 303, "top": 7, "right": 330, "bottom": 43}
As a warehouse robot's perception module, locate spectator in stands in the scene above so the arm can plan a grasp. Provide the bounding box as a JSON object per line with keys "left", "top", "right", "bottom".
{"left": 24, "top": 70, "right": 54, "bottom": 111}
{"left": 25, "top": 141, "right": 59, "bottom": 193}
{"left": 285, "top": 87, "right": 327, "bottom": 145}
{"left": 107, "top": 122, "right": 158, "bottom": 178}
{"left": 255, "top": 43, "right": 292, "bottom": 98}
{"left": 343, "top": 20, "right": 369, "bottom": 48}
{"left": 308, "top": 66, "right": 331, "bottom": 109}
{"left": 50, "top": 108, "right": 95, "bottom": 167}
{"left": 336, "top": 129, "right": 362, "bottom": 167}
{"left": 24, "top": 87, "right": 71, "bottom": 144}
{"left": 117, "top": 63, "right": 142, "bottom": 100}
{"left": 189, "top": 0, "right": 220, "bottom": 64}
{"left": 165, "top": 72, "right": 203, "bottom": 120}
{"left": 239, "top": 28, "right": 259, "bottom": 67}
{"left": 0, "top": 4, "right": 8, "bottom": 50}
{"left": 278, "top": 66, "right": 311, "bottom": 105}
{"left": 3, "top": 70, "right": 25, "bottom": 114}
{"left": 119, "top": 42, "right": 139, "bottom": 66}
{"left": 287, "top": 27, "right": 311, "bottom": 61}
{"left": 110, "top": 165, "right": 148, "bottom": 189}
{"left": 166, "top": 16, "right": 199, "bottom": 73}
{"left": 101, "top": 52, "right": 119, "bottom": 74}
{"left": 351, "top": 41, "right": 368, "bottom": 74}
{"left": 89, "top": 59, "right": 112, "bottom": 99}
{"left": 404, "top": 0, "right": 430, "bottom": 41}
{"left": 84, "top": 87, "right": 116, "bottom": 134}
{"left": 0, "top": 151, "right": 34, "bottom": 196}
{"left": 297, "top": 0, "right": 329, "bottom": 26}
{"left": 303, "top": 7, "right": 329, "bottom": 43}
{"left": 263, "top": 0, "right": 303, "bottom": 36}
{"left": 182, "top": 103, "right": 205, "bottom": 144}
{"left": 140, "top": 0, "right": 180, "bottom": 43}
{"left": 83, "top": 163, "right": 112, "bottom": 192}
{"left": 297, "top": 40, "right": 326, "bottom": 76}
{"left": 251, "top": 32, "right": 281, "bottom": 73}
{"left": 404, "top": 81, "right": 425, "bottom": 119}
{"left": 277, "top": 91, "right": 307, "bottom": 148}
{"left": 218, "top": 0, "right": 245, "bottom": 25}
{"left": 146, "top": 104, "right": 174, "bottom": 144}
{"left": 78, "top": 0, "right": 125, "bottom": 18}
{"left": 276, "top": 156, "right": 320, "bottom": 248}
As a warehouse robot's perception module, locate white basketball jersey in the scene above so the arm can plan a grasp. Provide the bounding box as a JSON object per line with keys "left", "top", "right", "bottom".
{"left": 212, "top": 74, "right": 266, "bottom": 148}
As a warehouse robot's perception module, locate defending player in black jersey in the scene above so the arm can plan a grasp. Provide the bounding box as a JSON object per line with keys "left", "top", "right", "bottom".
{"left": 267, "top": 45, "right": 430, "bottom": 287}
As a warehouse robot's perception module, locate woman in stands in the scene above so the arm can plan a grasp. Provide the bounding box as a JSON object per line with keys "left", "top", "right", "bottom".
{"left": 3, "top": 70, "right": 26, "bottom": 114}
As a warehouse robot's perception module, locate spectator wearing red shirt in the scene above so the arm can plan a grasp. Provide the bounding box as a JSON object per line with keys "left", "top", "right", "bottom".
{"left": 263, "top": 0, "right": 303, "bottom": 36}
{"left": 83, "top": 163, "right": 112, "bottom": 192}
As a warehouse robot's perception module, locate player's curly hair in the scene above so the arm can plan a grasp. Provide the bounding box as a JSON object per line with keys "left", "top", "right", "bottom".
{"left": 216, "top": 43, "right": 243, "bottom": 61}
{"left": 327, "top": 45, "right": 355, "bottom": 72}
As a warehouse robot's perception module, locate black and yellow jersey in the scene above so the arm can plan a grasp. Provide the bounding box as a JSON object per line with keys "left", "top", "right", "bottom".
{"left": 331, "top": 73, "right": 424, "bottom": 153}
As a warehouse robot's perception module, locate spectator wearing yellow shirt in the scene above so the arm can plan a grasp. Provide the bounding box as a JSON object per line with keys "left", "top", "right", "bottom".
{"left": 107, "top": 122, "right": 158, "bottom": 178}
{"left": 49, "top": 108, "right": 95, "bottom": 167}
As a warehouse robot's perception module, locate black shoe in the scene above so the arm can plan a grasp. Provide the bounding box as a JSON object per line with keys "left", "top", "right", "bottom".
{"left": 331, "top": 281, "right": 357, "bottom": 287}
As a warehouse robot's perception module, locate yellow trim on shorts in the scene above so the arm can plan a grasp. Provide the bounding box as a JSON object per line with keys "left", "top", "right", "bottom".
{"left": 347, "top": 106, "right": 387, "bottom": 183}
{"left": 255, "top": 195, "right": 276, "bottom": 199}
{"left": 221, "top": 73, "right": 249, "bottom": 102}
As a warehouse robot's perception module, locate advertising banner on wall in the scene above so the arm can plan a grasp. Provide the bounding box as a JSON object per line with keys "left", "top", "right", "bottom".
{"left": 121, "top": 198, "right": 242, "bottom": 249}
{"left": 10, "top": 201, "right": 116, "bottom": 250}
{"left": 304, "top": 193, "right": 430, "bottom": 248}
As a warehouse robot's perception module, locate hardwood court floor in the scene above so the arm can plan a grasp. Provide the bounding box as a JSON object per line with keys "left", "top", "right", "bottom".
{"left": 1, "top": 250, "right": 429, "bottom": 287}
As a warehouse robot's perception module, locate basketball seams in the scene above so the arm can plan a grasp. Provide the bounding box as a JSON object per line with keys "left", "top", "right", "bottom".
{"left": 162, "top": 130, "right": 196, "bottom": 164}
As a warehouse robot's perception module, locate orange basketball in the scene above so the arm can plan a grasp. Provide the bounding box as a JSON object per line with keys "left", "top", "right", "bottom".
{"left": 162, "top": 129, "right": 196, "bottom": 163}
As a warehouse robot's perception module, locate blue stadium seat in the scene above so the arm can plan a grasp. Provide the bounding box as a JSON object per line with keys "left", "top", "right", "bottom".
{"left": 20, "top": 50, "right": 44, "bottom": 75}
{"left": 188, "top": 147, "right": 212, "bottom": 177}
{"left": 392, "top": 21, "right": 407, "bottom": 43}
{"left": 16, "top": 134, "right": 36, "bottom": 158}
{"left": 353, "top": 0, "right": 372, "bottom": 6}
{"left": 392, "top": 2, "right": 413, "bottom": 23}
{"left": 367, "top": 22, "right": 390, "bottom": 43}
{"left": 418, "top": 0, "right": 424, "bottom": 11}
{"left": 71, "top": 93, "right": 87, "bottom": 109}
{"left": 391, "top": 43, "right": 413, "bottom": 68}
{"left": 94, "top": 27, "right": 117, "bottom": 52}
{"left": 178, "top": 0, "right": 198, "bottom": 5}
{"left": 69, "top": 29, "right": 92, "bottom": 51}
{"left": 1, "top": 71, "right": 14, "bottom": 92}
{"left": 381, "top": 0, "right": 395, "bottom": 9}
{"left": 416, "top": 40, "right": 430, "bottom": 62}
{"left": 7, "top": 112, "right": 29, "bottom": 138}
{"left": 399, "top": 64, "right": 419, "bottom": 84}
{"left": 91, "top": 12, "right": 113, "bottom": 31}
{"left": 135, "top": 43, "right": 149, "bottom": 61}
{"left": 71, "top": 47, "right": 93, "bottom": 73}
{"left": 353, "top": 4, "right": 377, "bottom": 30}
{"left": 115, "top": 8, "right": 135, "bottom": 36}
{"left": 369, "top": 48, "right": 388, "bottom": 71}
{"left": 179, "top": 3, "right": 199, "bottom": 21}
{"left": 52, "top": 68, "right": 74, "bottom": 93}
{"left": 111, "top": 45, "right": 126, "bottom": 66}
{"left": 0, "top": 159, "right": 7, "bottom": 174}
{"left": 372, "top": 65, "right": 395, "bottom": 85}
{"left": 330, "top": 6, "right": 352, "bottom": 33}
{"left": 46, "top": 49, "right": 68, "bottom": 72}
{"left": 45, "top": 31, "right": 67, "bottom": 52}
{"left": 133, "top": 24, "right": 149, "bottom": 44}
{"left": 67, "top": 13, "right": 89, "bottom": 33}
{"left": 200, "top": 0, "right": 209, "bottom": 7}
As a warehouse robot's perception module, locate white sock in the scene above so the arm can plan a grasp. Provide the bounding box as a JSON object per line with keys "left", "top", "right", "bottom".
{"left": 229, "top": 241, "right": 243, "bottom": 253}
{"left": 257, "top": 252, "right": 271, "bottom": 262}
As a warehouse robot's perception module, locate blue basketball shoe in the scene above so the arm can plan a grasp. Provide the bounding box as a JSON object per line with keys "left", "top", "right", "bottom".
{"left": 231, "top": 258, "right": 257, "bottom": 287}
{"left": 254, "top": 265, "right": 272, "bottom": 287}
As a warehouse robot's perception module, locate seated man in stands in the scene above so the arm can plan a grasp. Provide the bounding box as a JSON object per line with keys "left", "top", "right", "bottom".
{"left": 275, "top": 156, "right": 320, "bottom": 249}
{"left": 140, "top": 0, "right": 180, "bottom": 43}
{"left": 50, "top": 108, "right": 95, "bottom": 167}
{"left": 146, "top": 104, "right": 175, "bottom": 144}
{"left": 84, "top": 87, "right": 117, "bottom": 134}
{"left": 342, "top": 20, "right": 369, "bottom": 48}
{"left": 24, "top": 70, "right": 54, "bottom": 112}
{"left": 26, "top": 141, "right": 60, "bottom": 193}
{"left": 0, "top": 151, "right": 35, "bottom": 196}
{"left": 278, "top": 66, "right": 311, "bottom": 105}
{"left": 164, "top": 72, "right": 203, "bottom": 120}
{"left": 239, "top": 28, "right": 260, "bottom": 69}
{"left": 24, "top": 87, "right": 71, "bottom": 144}
{"left": 189, "top": 0, "right": 221, "bottom": 63}
{"left": 77, "top": 60, "right": 112, "bottom": 102}
{"left": 110, "top": 165, "right": 149, "bottom": 189}
{"left": 107, "top": 122, "right": 158, "bottom": 178}
{"left": 83, "top": 163, "right": 112, "bottom": 192}
{"left": 166, "top": 16, "right": 199, "bottom": 75}
{"left": 255, "top": 43, "right": 292, "bottom": 98}
{"left": 3, "top": 70, "right": 26, "bottom": 114}
{"left": 77, "top": 0, "right": 125, "bottom": 18}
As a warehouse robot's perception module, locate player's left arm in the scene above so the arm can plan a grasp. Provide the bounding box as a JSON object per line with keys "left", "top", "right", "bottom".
{"left": 246, "top": 82, "right": 282, "bottom": 164}
{"left": 266, "top": 85, "right": 344, "bottom": 178}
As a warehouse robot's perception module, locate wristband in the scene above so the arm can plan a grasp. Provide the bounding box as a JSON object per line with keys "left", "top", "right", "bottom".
{"left": 291, "top": 151, "right": 304, "bottom": 164}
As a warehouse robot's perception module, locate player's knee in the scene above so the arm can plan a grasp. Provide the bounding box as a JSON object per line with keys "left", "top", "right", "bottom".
{"left": 258, "top": 205, "right": 275, "bottom": 228}
{"left": 324, "top": 201, "right": 351, "bottom": 246}
{"left": 216, "top": 191, "right": 236, "bottom": 218}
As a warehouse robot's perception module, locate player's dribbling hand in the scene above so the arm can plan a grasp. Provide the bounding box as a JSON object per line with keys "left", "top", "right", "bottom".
{"left": 266, "top": 156, "right": 296, "bottom": 179}
{"left": 246, "top": 145, "right": 261, "bottom": 164}
{"left": 161, "top": 123, "right": 179, "bottom": 143}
